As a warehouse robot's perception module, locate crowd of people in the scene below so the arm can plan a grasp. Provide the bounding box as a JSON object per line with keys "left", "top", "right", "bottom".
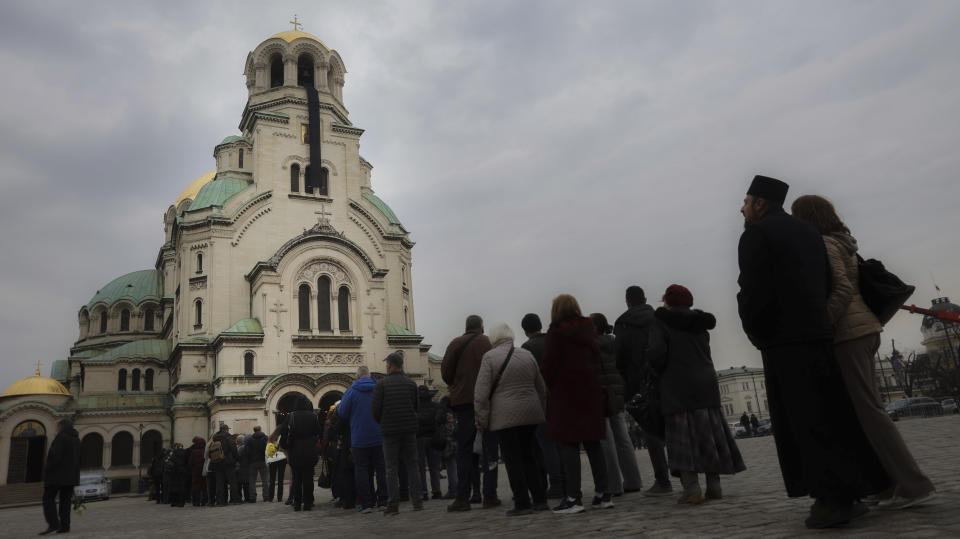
{"left": 37, "top": 176, "right": 938, "bottom": 533}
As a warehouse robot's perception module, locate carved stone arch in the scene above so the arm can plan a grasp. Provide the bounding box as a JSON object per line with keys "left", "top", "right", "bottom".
{"left": 105, "top": 424, "right": 140, "bottom": 439}
{"left": 78, "top": 424, "right": 110, "bottom": 439}
{"left": 319, "top": 159, "right": 339, "bottom": 177}
{"left": 295, "top": 257, "right": 357, "bottom": 290}
{"left": 273, "top": 234, "right": 387, "bottom": 280}
{"left": 254, "top": 41, "right": 290, "bottom": 66}
{"left": 316, "top": 373, "right": 354, "bottom": 393}
{"left": 0, "top": 401, "right": 64, "bottom": 424}
{"left": 291, "top": 42, "right": 326, "bottom": 64}
{"left": 327, "top": 51, "right": 347, "bottom": 75}
{"left": 281, "top": 155, "right": 308, "bottom": 170}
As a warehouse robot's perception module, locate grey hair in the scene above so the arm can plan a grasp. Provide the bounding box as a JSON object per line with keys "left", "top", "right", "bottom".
{"left": 487, "top": 323, "right": 515, "bottom": 345}
{"left": 357, "top": 365, "right": 370, "bottom": 377}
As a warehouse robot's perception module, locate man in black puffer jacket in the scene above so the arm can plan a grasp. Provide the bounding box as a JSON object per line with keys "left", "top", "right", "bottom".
{"left": 613, "top": 286, "right": 673, "bottom": 497}
{"left": 416, "top": 385, "right": 443, "bottom": 500}
{"left": 40, "top": 419, "right": 81, "bottom": 535}
{"left": 247, "top": 426, "right": 268, "bottom": 502}
{"left": 372, "top": 350, "right": 423, "bottom": 514}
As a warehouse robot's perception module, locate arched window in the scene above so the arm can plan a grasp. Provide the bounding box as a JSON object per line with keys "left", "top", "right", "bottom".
{"left": 196, "top": 253, "right": 203, "bottom": 274}
{"left": 338, "top": 286, "right": 350, "bottom": 331}
{"left": 117, "top": 369, "right": 127, "bottom": 391}
{"left": 194, "top": 299, "right": 202, "bottom": 328}
{"left": 140, "top": 430, "right": 162, "bottom": 467}
{"left": 290, "top": 163, "right": 300, "bottom": 192}
{"left": 80, "top": 433, "right": 103, "bottom": 468}
{"left": 402, "top": 264, "right": 407, "bottom": 285}
{"left": 298, "top": 284, "right": 311, "bottom": 331}
{"left": 144, "top": 369, "right": 154, "bottom": 391}
{"left": 244, "top": 352, "right": 255, "bottom": 376}
{"left": 317, "top": 276, "right": 332, "bottom": 331}
{"left": 304, "top": 165, "right": 314, "bottom": 194}
{"left": 100, "top": 310, "right": 108, "bottom": 334}
{"left": 238, "top": 148, "right": 244, "bottom": 169}
{"left": 297, "top": 54, "right": 315, "bottom": 87}
{"left": 404, "top": 306, "right": 409, "bottom": 329}
{"left": 270, "top": 53, "right": 284, "bottom": 88}
{"left": 144, "top": 308, "right": 154, "bottom": 331}
{"left": 111, "top": 431, "right": 133, "bottom": 466}
{"left": 131, "top": 369, "right": 141, "bottom": 391}
{"left": 120, "top": 309, "right": 130, "bottom": 331}
{"left": 318, "top": 167, "right": 329, "bottom": 196}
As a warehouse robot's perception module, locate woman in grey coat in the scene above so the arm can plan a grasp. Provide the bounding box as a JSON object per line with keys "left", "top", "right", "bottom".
{"left": 474, "top": 323, "right": 547, "bottom": 516}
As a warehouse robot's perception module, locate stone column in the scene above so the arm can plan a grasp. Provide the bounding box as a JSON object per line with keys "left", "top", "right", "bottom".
{"left": 103, "top": 442, "right": 113, "bottom": 470}
{"left": 284, "top": 56, "right": 296, "bottom": 87}
{"left": 317, "top": 60, "right": 329, "bottom": 91}
{"left": 311, "top": 291, "right": 318, "bottom": 333}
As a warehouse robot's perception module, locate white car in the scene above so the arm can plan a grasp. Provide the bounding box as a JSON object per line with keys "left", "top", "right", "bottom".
{"left": 728, "top": 422, "right": 746, "bottom": 437}
{"left": 74, "top": 472, "right": 111, "bottom": 501}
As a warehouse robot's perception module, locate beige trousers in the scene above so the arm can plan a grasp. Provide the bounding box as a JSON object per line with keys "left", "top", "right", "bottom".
{"left": 835, "top": 333, "right": 935, "bottom": 498}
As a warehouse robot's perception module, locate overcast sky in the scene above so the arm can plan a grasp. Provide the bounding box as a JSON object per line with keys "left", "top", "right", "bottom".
{"left": 1, "top": 1, "right": 959, "bottom": 385}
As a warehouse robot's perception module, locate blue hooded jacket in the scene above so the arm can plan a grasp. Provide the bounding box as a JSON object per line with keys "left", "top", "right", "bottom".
{"left": 337, "top": 377, "right": 382, "bottom": 448}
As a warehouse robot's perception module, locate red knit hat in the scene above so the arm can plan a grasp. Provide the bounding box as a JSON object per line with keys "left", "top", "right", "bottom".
{"left": 663, "top": 284, "right": 693, "bottom": 307}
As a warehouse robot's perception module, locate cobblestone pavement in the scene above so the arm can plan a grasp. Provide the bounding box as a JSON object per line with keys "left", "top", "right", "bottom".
{"left": 2, "top": 415, "right": 957, "bottom": 538}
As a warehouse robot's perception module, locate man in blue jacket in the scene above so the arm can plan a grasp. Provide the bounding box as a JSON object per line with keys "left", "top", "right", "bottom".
{"left": 338, "top": 365, "right": 386, "bottom": 512}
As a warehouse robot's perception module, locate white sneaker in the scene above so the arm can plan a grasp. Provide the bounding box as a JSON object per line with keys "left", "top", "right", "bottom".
{"left": 552, "top": 497, "right": 585, "bottom": 514}
{"left": 878, "top": 491, "right": 936, "bottom": 510}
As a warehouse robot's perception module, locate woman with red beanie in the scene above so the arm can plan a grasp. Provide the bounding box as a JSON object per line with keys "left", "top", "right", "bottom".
{"left": 648, "top": 285, "right": 746, "bottom": 504}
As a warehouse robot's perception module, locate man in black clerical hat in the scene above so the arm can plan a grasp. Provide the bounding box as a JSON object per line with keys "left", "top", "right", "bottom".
{"left": 736, "top": 175, "right": 889, "bottom": 529}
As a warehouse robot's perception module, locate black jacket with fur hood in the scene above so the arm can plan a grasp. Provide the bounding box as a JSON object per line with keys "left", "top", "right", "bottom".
{"left": 647, "top": 306, "right": 722, "bottom": 416}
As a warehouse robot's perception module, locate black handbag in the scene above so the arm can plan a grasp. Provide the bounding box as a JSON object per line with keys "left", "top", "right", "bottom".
{"left": 857, "top": 255, "right": 915, "bottom": 325}
{"left": 624, "top": 371, "right": 664, "bottom": 442}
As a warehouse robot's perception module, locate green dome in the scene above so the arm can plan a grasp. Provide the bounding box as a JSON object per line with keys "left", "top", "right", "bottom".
{"left": 86, "top": 270, "right": 160, "bottom": 310}
{"left": 187, "top": 177, "right": 249, "bottom": 212}
{"left": 219, "top": 135, "right": 251, "bottom": 145}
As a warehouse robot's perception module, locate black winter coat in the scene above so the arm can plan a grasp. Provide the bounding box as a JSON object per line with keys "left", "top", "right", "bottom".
{"left": 246, "top": 431, "right": 268, "bottom": 463}
{"left": 44, "top": 427, "right": 80, "bottom": 486}
{"left": 596, "top": 334, "right": 625, "bottom": 415}
{"left": 371, "top": 371, "right": 419, "bottom": 436}
{"left": 647, "top": 307, "right": 722, "bottom": 416}
{"left": 737, "top": 207, "right": 834, "bottom": 349}
{"left": 521, "top": 333, "right": 546, "bottom": 366}
{"left": 613, "top": 304, "right": 656, "bottom": 399}
{"left": 417, "top": 390, "right": 438, "bottom": 438}
{"left": 282, "top": 410, "right": 322, "bottom": 467}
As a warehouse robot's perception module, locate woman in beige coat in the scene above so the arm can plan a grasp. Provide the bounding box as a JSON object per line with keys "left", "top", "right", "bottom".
{"left": 792, "top": 195, "right": 935, "bottom": 510}
{"left": 474, "top": 322, "right": 547, "bottom": 516}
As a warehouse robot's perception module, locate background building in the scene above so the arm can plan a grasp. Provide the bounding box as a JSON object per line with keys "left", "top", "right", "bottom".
{"left": 718, "top": 366, "right": 767, "bottom": 422}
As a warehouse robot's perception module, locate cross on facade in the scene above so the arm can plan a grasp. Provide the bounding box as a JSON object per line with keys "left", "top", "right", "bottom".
{"left": 35, "top": 360, "right": 43, "bottom": 376}
{"left": 366, "top": 303, "right": 380, "bottom": 337}
{"left": 269, "top": 298, "right": 288, "bottom": 337}
{"left": 290, "top": 15, "right": 302, "bottom": 32}
{"left": 315, "top": 202, "right": 332, "bottom": 225}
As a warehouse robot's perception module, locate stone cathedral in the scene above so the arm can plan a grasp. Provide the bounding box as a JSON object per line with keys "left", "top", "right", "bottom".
{"left": 0, "top": 27, "right": 441, "bottom": 491}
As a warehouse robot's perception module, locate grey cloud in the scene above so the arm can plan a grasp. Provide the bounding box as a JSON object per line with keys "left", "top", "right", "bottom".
{"left": 0, "top": 1, "right": 958, "bottom": 385}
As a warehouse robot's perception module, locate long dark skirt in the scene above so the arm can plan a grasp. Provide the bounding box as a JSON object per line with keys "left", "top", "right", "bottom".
{"left": 665, "top": 407, "right": 746, "bottom": 475}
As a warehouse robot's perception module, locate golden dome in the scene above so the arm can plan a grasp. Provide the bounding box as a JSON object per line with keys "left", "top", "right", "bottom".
{"left": 174, "top": 170, "right": 216, "bottom": 207}
{"left": 1, "top": 375, "right": 70, "bottom": 397}
{"left": 271, "top": 30, "right": 327, "bottom": 48}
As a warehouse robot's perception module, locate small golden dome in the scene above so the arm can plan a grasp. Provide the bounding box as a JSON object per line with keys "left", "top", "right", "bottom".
{"left": 1, "top": 375, "right": 70, "bottom": 397}
{"left": 174, "top": 171, "right": 216, "bottom": 208}
{"left": 270, "top": 30, "right": 328, "bottom": 48}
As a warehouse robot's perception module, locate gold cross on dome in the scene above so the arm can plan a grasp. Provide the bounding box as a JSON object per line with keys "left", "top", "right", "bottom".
{"left": 35, "top": 360, "right": 43, "bottom": 376}
{"left": 290, "top": 15, "right": 302, "bottom": 32}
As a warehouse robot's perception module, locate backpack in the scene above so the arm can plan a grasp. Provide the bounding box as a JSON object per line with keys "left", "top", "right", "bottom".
{"left": 208, "top": 439, "right": 224, "bottom": 464}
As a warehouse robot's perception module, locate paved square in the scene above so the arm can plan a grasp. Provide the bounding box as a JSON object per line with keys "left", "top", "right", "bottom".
{"left": 2, "top": 415, "right": 956, "bottom": 538}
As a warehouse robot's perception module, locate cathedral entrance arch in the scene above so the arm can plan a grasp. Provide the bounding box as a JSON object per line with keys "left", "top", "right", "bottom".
{"left": 275, "top": 391, "right": 309, "bottom": 426}
{"left": 7, "top": 420, "right": 46, "bottom": 483}
{"left": 317, "top": 390, "right": 343, "bottom": 417}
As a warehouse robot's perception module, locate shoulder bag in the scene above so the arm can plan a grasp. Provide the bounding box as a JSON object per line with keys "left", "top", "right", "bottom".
{"left": 857, "top": 254, "right": 915, "bottom": 325}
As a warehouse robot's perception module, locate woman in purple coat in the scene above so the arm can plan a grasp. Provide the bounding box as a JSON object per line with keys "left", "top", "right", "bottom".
{"left": 541, "top": 294, "right": 609, "bottom": 514}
